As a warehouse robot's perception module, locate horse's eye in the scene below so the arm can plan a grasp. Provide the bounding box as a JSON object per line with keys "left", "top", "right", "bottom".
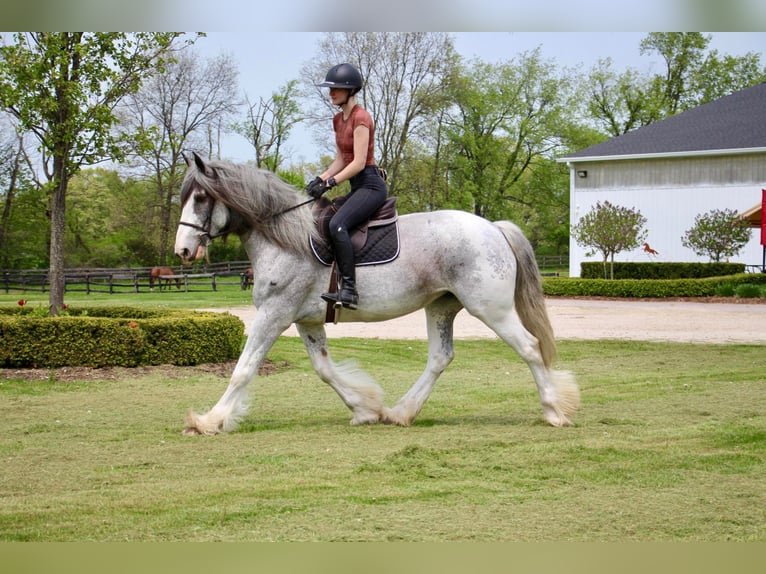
{"left": 193, "top": 192, "right": 207, "bottom": 204}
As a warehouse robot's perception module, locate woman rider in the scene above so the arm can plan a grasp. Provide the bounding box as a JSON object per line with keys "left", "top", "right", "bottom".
{"left": 305, "top": 63, "right": 388, "bottom": 310}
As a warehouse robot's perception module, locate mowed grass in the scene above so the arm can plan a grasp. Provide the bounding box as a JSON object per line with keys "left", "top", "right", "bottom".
{"left": 0, "top": 336, "right": 764, "bottom": 541}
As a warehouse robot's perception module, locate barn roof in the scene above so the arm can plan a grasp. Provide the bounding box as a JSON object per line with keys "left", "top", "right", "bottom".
{"left": 560, "top": 82, "right": 766, "bottom": 162}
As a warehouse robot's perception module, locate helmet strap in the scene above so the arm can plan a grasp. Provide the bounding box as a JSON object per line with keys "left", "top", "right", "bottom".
{"left": 337, "top": 89, "right": 356, "bottom": 108}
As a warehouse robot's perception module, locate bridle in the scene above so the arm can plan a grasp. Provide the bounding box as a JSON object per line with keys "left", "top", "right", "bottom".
{"left": 178, "top": 191, "right": 229, "bottom": 245}
{"left": 178, "top": 187, "right": 316, "bottom": 243}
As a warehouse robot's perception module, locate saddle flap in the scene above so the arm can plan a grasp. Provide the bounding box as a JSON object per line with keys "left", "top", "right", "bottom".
{"left": 310, "top": 195, "right": 400, "bottom": 267}
{"left": 312, "top": 195, "right": 398, "bottom": 244}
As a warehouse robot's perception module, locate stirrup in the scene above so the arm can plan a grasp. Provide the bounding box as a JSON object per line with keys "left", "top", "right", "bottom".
{"left": 321, "top": 290, "right": 358, "bottom": 310}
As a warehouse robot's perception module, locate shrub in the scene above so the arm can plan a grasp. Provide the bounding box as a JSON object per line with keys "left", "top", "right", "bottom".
{"left": 543, "top": 273, "right": 766, "bottom": 299}
{"left": 734, "top": 283, "right": 763, "bottom": 299}
{"left": 0, "top": 306, "right": 244, "bottom": 368}
{"left": 580, "top": 261, "right": 745, "bottom": 280}
{"left": 714, "top": 283, "right": 736, "bottom": 297}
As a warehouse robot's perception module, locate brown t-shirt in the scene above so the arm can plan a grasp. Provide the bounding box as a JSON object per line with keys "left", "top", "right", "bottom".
{"left": 332, "top": 105, "right": 376, "bottom": 166}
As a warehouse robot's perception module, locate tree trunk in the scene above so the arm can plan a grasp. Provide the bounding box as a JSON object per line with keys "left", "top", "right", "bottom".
{"left": 0, "top": 146, "right": 23, "bottom": 267}
{"left": 48, "top": 173, "right": 67, "bottom": 315}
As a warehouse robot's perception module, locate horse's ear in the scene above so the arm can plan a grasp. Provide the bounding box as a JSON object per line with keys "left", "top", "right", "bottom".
{"left": 193, "top": 152, "right": 206, "bottom": 172}
{"left": 192, "top": 151, "right": 217, "bottom": 179}
{"left": 183, "top": 152, "right": 191, "bottom": 167}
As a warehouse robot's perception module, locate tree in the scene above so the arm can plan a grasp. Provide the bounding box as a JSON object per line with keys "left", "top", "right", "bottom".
{"left": 0, "top": 32, "right": 194, "bottom": 313}
{"left": 640, "top": 32, "right": 709, "bottom": 115}
{"left": 233, "top": 79, "right": 302, "bottom": 171}
{"left": 572, "top": 200, "right": 648, "bottom": 279}
{"left": 118, "top": 48, "right": 239, "bottom": 264}
{"left": 681, "top": 208, "right": 752, "bottom": 262}
{"left": 585, "top": 59, "right": 661, "bottom": 136}
{"left": 584, "top": 33, "right": 765, "bottom": 136}
{"left": 442, "top": 50, "right": 574, "bottom": 222}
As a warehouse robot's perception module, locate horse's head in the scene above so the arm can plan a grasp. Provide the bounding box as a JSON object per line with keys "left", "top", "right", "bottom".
{"left": 175, "top": 153, "right": 231, "bottom": 264}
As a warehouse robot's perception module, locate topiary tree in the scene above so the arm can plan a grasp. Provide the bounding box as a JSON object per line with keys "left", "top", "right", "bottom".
{"left": 681, "top": 208, "right": 752, "bottom": 262}
{"left": 572, "top": 200, "right": 648, "bottom": 279}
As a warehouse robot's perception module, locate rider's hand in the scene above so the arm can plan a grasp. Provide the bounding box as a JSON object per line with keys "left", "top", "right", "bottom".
{"left": 305, "top": 177, "right": 327, "bottom": 199}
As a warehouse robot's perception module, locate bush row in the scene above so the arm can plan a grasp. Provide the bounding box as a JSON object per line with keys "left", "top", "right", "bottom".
{"left": 0, "top": 306, "right": 244, "bottom": 368}
{"left": 580, "top": 261, "right": 746, "bottom": 280}
{"left": 543, "top": 273, "right": 766, "bottom": 298}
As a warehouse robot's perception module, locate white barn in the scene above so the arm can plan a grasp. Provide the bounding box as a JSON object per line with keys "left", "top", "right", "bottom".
{"left": 558, "top": 82, "right": 766, "bottom": 277}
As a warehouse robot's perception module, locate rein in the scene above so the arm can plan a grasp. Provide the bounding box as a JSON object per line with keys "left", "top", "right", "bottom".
{"left": 179, "top": 194, "right": 315, "bottom": 241}
{"left": 275, "top": 197, "right": 316, "bottom": 216}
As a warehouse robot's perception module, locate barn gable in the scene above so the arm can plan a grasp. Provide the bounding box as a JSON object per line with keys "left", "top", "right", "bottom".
{"left": 559, "top": 82, "right": 766, "bottom": 276}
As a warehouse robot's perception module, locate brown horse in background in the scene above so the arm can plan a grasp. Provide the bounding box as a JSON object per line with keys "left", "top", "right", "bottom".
{"left": 150, "top": 266, "right": 181, "bottom": 291}
{"left": 241, "top": 267, "right": 254, "bottom": 290}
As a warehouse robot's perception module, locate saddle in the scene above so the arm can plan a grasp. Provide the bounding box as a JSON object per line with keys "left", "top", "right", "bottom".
{"left": 310, "top": 195, "right": 400, "bottom": 266}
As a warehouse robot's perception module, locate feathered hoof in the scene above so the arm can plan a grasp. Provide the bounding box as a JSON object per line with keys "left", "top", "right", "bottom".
{"left": 350, "top": 411, "right": 381, "bottom": 425}
{"left": 182, "top": 410, "right": 222, "bottom": 436}
{"left": 380, "top": 406, "right": 413, "bottom": 427}
{"left": 543, "top": 412, "right": 574, "bottom": 427}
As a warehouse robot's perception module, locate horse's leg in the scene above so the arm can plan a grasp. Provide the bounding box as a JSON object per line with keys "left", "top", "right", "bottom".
{"left": 183, "top": 311, "right": 288, "bottom": 436}
{"left": 471, "top": 304, "right": 579, "bottom": 427}
{"left": 296, "top": 323, "right": 385, "bottom": 425}
{"left": 382, "top": 295, "right": 464, "bottom": 426}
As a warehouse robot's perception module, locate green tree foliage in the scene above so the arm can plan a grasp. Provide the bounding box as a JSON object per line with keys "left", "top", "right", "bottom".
{"left": 442, "top": 50, "right": 574, "bottom": 230}
{"left": 585, "top": 59, "right": 661, "bottom": 136}
{"left": 65, "top": 169, "right": 158, "bottom": 267}
{"left": 0, "top": 130, "right": 47, "bottom": 268}
{"left": 572, "top": 201, "right": 648, "bottom": 279}
{"left": 681, "top": 208, "right": 752, "bottom": 262}
{"left": 233, "top": 79, "right": 303, "bottom": 172}
{"left": 586, "top": 33, "right": 765, "bottom": 134}
{"left": 0, "top": 32, "right": 195, "bottom": 313}
{"left": 640, "top": 32, "right": 709, "bottom": 115}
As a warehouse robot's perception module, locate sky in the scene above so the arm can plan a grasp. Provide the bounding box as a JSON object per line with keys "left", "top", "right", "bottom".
{"left": 194, "top": 32, "right": 766, "bottom": 164}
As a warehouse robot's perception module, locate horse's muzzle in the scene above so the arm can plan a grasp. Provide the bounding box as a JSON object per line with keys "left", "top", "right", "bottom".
{"left": 176, "top": 244, "right": 206, "bottom": 264}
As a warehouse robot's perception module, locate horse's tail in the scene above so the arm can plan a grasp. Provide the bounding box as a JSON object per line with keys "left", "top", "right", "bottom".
{"left": 494, "top": 220, "right": 556, "bottom": 367}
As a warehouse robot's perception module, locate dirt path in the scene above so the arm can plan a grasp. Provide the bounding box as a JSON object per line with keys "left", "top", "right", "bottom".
{"left": 214, "top": 298, "right": 766, "bottom": 345}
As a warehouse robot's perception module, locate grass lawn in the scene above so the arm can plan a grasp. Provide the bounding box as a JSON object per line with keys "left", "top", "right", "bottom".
{"left": 0, "top": 334, "right": 763, "bottom": 541}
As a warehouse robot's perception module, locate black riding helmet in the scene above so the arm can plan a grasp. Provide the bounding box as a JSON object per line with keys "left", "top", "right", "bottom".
{"left": 319, "top": 63, "right": 363, "bottom": 96}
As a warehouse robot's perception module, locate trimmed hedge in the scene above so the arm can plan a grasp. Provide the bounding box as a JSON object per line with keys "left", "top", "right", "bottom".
{"left": 580, "top": 261, "right": 746, "bottom": 280}
{"left": 543, "top": 273, "right": 766, "bottom": 298}
{"left": 0, "top": 306, "right": 244, "bottom": 368}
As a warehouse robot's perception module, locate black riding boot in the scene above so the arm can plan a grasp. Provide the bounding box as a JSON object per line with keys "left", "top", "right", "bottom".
{"left": 321, "top": 235, "right": 358, "bottom": 309}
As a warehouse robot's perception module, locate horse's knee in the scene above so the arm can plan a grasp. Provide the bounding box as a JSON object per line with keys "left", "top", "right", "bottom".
{"left": 429, "top": 346, "right": 455, "bottom": 373}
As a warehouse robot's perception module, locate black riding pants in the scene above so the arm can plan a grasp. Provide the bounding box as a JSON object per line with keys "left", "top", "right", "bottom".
{"left": 329, "top": 166, "right": 388, "bottom": 276}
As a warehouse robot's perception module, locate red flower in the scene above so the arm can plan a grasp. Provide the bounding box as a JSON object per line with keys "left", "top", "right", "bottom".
{"left": 17, "top": 299, "right": 26, "bottom": 306}
{"left": 61, "top": 304, "right": 68, "bottom": 310}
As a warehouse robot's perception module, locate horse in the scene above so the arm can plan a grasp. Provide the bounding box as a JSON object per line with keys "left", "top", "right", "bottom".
{"left": 642, "top": 242, "right": 659, "bottom": 256}
{"left": 240, "top": 267, "right": 254, "bottom": 290}
{"left": 149, "top": 266, "right": 180, "bottom": 291}
{"left": 174, "top": 153, "right": 579, "bottom": 435}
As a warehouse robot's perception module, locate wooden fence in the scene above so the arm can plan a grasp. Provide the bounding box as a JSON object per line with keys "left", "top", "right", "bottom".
{"left": 2, "top": 256, "right": 566, "bottom": 294}
{"left": 1, "top": 262, "right": 254, "bottom": 294}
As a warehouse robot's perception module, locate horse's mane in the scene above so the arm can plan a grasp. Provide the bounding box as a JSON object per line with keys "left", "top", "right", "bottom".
{"left": 180, "top": 159, "right": 317, "bottom": 256}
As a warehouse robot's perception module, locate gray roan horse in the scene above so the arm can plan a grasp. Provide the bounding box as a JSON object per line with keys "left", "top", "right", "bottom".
{"left": 174, "top": 153, "right": 579, "bottom": 435}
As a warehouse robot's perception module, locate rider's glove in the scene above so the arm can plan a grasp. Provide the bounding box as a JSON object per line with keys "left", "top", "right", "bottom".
{"left": 305, "top": 176, "right": 327, "bottom": 199}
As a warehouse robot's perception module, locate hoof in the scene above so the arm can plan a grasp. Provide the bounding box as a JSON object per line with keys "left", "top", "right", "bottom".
{"left": 380, "top": 407, "right": 412, "bottom": 427}
{"left": 350, "top": 412, "right": 380, "bottom": 425}
{"left": 182, "top": 426, "right": 202, "bottom": 436}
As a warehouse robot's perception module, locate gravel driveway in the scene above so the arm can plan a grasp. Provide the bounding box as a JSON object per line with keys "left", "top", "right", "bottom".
{"left": 215, "top": 298, "right": 766, "bottom": 345}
